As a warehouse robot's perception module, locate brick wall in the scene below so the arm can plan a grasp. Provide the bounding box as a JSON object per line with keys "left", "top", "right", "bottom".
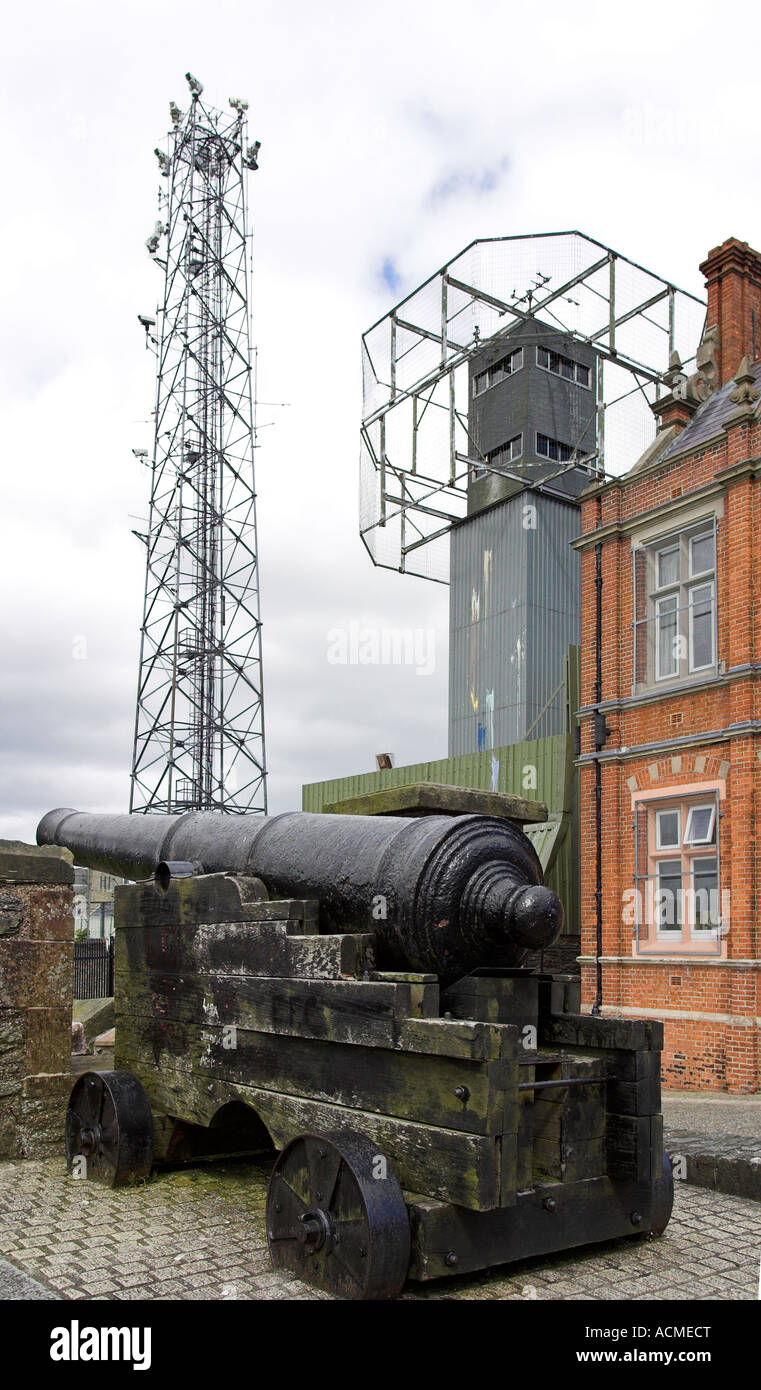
{"left": 0, "top": 843, "right": 75, "bottom": 1157}
{"left": 576, "top": 239, "right": 761, "bottom": 1094}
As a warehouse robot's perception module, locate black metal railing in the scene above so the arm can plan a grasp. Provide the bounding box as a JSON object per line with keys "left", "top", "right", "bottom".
{"left": 73, "top": 939, "right": 114, "bottom": 999}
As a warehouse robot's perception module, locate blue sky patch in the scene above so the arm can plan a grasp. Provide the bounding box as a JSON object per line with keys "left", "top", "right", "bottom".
{"left": 379, "top": 257, "right": 402, "bottom": 294}
{"left": 427, "top": 159, "right": 508, "bottom": 206}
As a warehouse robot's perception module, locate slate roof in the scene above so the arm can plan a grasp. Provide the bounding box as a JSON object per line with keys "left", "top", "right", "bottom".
{"left": 657, "top": 361, "right": 761, "bottom": 463}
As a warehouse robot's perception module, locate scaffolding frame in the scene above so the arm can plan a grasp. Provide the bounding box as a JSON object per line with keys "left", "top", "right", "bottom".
{"left": 360, "top": 231, "right": 707, "bottom": 584}
{"left": 130, "top": 82, "right": 267, "bottom": 814}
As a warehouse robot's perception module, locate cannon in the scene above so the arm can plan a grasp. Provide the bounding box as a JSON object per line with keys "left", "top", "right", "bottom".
{"left": 37, "top": 806, "right": 563, "bottom": 985}
{"left": 41, "top": 805, "right": 673, "bottom": 1300}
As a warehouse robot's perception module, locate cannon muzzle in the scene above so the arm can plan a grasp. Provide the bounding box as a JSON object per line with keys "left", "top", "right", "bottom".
{"left": 37, "top": 806, "right": 563, "bottom": 984}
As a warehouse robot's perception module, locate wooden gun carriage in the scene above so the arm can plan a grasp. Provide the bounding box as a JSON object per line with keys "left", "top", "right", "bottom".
{"left": 41, "top": 804, "right": 673, "bottom": 1300}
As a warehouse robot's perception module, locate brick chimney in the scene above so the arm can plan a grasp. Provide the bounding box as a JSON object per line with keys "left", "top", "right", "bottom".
{"left": 699, "top": 237, "right": 761, "bottom": 385}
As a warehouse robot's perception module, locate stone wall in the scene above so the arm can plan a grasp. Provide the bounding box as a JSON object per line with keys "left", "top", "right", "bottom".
{"left": 0, "top": 841, "right": 75, "bottom": 1158}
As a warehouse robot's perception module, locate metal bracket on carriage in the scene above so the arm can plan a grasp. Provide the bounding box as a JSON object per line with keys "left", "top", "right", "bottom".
{"left": 154, "top": 860, "right": 205, "bottom": 890}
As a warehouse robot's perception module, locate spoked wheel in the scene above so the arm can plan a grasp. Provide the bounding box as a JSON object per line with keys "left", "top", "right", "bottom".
{"left": 65, "top": 1071, "right": 153, "bottom": 1187}
{"left": 266, "top": 1131, "right": 410, "bottom": 1300}
{"left": 649, "top": 1147, "right": 675, "bottom": 1236}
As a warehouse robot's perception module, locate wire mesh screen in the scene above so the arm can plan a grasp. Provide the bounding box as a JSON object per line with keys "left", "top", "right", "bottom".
{"left": 360, "top": 232, "right": 706, "bottom": 583}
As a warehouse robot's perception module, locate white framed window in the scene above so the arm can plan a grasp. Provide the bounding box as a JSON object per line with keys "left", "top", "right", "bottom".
{"left": 690, "top": 531, "right": 714, "bottom": 577}
{"left": 634, "top": 790, "right": 723, "bottom": 952}
{"left": 655, "top": 858, "right": 683, "bottom": 934}
{"left": 633, "top": 521, "right": 717, "bottom": 692}
{"left": 655, "top": 807, "right": 680, "bottom": 848}
{"left": 688, "top": 582, "right": 715, "bottom": 672}
{"left": 689, "top": 855, "right": 720, "bottom": 933}
{"left": 684, "top": 803, "right": 716, "bottom": 845}
{"left": 656, "top": 545, "right": 680, "bottom": 589}
{"left": 655, "top": 593, "right": 678, "bottom": 679}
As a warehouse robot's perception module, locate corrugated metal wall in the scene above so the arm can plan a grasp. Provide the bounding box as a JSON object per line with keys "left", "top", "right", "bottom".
{"left": 302, "top": 735, "right": 567, "bottom": 813}
{"left": 448, "top": 493, "right": 580, "bottom": 756}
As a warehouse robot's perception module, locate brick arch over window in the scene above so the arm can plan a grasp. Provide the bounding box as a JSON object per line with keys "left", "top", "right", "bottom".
{"left": 626, "top": 755, "right": 730, "bottom": 795}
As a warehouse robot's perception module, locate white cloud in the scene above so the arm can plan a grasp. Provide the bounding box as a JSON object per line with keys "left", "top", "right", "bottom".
{"left": 0, "top": 0, "right": 756, "bottom": 839}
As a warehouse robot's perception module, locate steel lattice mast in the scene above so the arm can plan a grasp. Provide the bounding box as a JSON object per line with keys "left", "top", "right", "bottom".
{"left": 130, "top": 75, "right": 267, "bottom": 815}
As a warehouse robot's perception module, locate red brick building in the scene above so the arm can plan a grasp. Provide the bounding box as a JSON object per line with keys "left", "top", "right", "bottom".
{"left": 575, "top": 238, "right": 761, "bottom": 1092}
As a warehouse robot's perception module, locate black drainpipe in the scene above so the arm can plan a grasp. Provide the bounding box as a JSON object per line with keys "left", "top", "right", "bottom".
{"left": 590, "top": 541, "right": 605, "bottom": 1017}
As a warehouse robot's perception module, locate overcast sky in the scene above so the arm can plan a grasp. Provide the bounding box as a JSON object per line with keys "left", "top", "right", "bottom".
{"left": 1, "top": 0, "right": 758, "bottom": 841}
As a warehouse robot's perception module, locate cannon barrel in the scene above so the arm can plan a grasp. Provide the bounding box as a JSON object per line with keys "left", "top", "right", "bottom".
{"left": 37, "top": 806, "right": 563, "bottom": 984}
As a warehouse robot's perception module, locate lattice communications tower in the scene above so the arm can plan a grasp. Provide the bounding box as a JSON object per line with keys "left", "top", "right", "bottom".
{"left": 130, "top": 74, "right": 267, "bottom": 814}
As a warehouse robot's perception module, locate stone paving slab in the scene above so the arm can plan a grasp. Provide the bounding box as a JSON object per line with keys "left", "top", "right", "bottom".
{"left": 666, "top": 1131, "right": 761, "bottom": 1201}
{"left": 0, "top": 1156, "right": 759, "bottom": 1301}
{"left": 662, "top": 1095, "right": 761, "bottom": 1202}
{"left": 662, "top": 1093, "right": 761, "bottom": 1139}
{"left": 0, "top": 1254, "right": 59, "bottom": 1300}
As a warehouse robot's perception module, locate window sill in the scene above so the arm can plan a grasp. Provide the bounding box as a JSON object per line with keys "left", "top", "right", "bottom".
{"left": 628, "top": 668, "right": 725, "bottom": 705}
{"left": 577, "top": 954, "right": 759, "bottom": 968}
{"left": 630, "top": 940, "right": 727, "bottom": 960}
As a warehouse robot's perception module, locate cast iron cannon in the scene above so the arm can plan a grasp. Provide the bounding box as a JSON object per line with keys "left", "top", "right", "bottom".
{"left": 45, "top": 804, "right": 672, "bottom": 1300}
{"left": 37, "top": 806, "right": 563, "bottom": 985}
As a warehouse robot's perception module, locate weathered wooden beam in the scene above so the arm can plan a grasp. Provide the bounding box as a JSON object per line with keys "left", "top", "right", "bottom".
{"left": 541, "top": 1014, "right": 664, "bottom": 1053}
{"left": 611, "top": 1048, "right": 662, "bottom": 1084}
{"left": 116, "top": 1014, "right": 513, "bottom": 1136}
{"left": 533, "top": 1134, "right": 607, "bottom": 1184}
{"left": 537, "top": 972, "right": 581, "bottom": 1017}
{"left": 608, "top": 1071, "right": 661, "bottom": 1117}
{"left": 321, "top": 781, "right": 547, "bottom": 823}
{"left": 117, "top": 922, "right": 376, "bottom": 980}
{"left": 407, "top": 1173, "right": 659, "bottom": 1280}
{"left": 130, "top": 1067, "right": 502, "bottom": 1211}
{"left": 397, "top": 1017, "right": 517, "bottom": 1062}
{"left": 607, "top": 1113, "right": 664, "bottom": 1183}
{"left": 114, "top": 969, "right": 438, "bottom": 1050}
{"left": 115, "top": 873, "right": 318, "bottom": 930}
{"left": 516, "top": 1064, "right": 534, "bottom": 1191}
{"left": 443, "top": 972, "right": 539, "bottom": 1032}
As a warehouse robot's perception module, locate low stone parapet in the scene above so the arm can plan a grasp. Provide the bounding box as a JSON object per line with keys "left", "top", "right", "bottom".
{"left": 0, "top": 841, "right": 74, "bottom": 1159}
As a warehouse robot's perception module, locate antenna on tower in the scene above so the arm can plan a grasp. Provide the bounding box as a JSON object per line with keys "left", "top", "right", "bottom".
{"left": 129, "top": 80, "right": 267, "bottom": 816}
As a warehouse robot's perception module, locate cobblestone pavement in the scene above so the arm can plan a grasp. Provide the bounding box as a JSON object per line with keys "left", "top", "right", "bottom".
{"left": 0, "top": 1255, "right": 59, "bottom": 1300}
{"left": 0, "top": 1157, "right": 759, "bottom": 1301}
